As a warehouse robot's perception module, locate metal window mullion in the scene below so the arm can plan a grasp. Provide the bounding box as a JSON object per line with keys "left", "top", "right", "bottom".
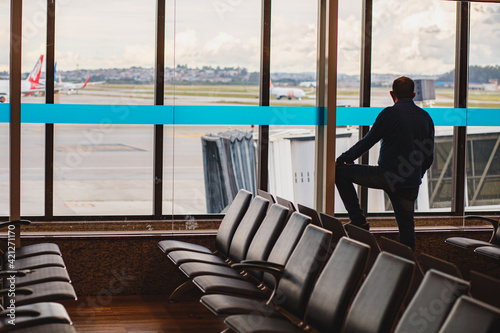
{"left": 258, "top": 0, "right": 271, "bottom": 191}
{"left": 154, "top": 0, "right": 165, "bottom": 218}
{"left": 10, "top": 0, "right": 22, "bottom": 246}
{"left": 45, "top": 0, "right": 56, "bottom": 220}
{"left": 451, "top": 1, "right": 469, "bottom": 216}
{"left": 359, "top": 0, "right": 373, "bottom": 213}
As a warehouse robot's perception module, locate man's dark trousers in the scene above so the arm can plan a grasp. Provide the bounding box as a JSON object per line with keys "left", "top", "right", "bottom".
{"left": 336, "top": 164, "right": 419, "bottom": 250}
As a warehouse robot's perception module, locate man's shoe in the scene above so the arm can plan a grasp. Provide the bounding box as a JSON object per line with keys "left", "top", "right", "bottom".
{"left": 346, "top": 222, "right": 370, "bottom": 231}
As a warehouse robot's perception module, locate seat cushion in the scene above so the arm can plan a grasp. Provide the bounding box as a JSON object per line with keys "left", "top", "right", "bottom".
{"left": 6, "top": 254, "right": 65, "bottom": 270}
{"left": 13, "top": 243, "right": 62, "bottom": 259}
{"left": 9, "top": 324, "right": 77, "bottom": 333}
{"left": 179, "top": 262, "right": 246, "bottom": 279}
{"left": 445, "top": 237, "right": 492, "bottom": 249}
{"left": 11, "top": 282, "right": 77, "bottom": 306}
{"left": 0, "top": 302, "right": 71, "bottom": 333}
{"left": 192, "top": 275, "right": 268, "bottom": 299}
{"left": 167, "top": 250, "right": 227, "bottom": 266}
{"left": 158, "top": 240, "right": 213, "bottom": 255}
{"left": 201, "top": 294, "right": 276, "bottom": 316}
{"left": 475, "top": 245, "right": 500, "bottom": 259}
{"left": 12, "top": 267, "right": 71, "bottom": 288}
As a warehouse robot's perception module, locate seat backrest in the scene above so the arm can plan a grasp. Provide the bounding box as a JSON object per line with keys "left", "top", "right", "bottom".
{"left": 275, "top": 224, "right": 332, "bottom": 319}
{"left": 470, "top": 270, "right": 500, "bottom": 309}
{"left": 215, "top": 189, "right": 253, "bottom": 254}
{"left": 320, "top": 212, "right": 348, "bottom": 247}
{"left": 395, "top": 269, "right": 469, "bottom": 333}
{"left": 419, "top": 253, "right": 463, "bottom": 279}
{"left": 438, "top": 295, "right": 500, "bottom": 333}
{"left": 305, "top": 237, "right": 370, "bottom": 332}
{"left": 257, "top": 189, "right": 276, "bottom": 205}
{"left": 297, "top": 204, "right": 323, "bottom": 227}
{"left": 227, "top": 196, "right": 269, "bottom": 262}
{"left": 345, "top": 223, "right": 381, "bottom": 273}
{"left": 276, "top": 196, "right": 297, "bottom": 221}
{"left": 380, "top": 236, "right": 425, "bottom": 305}
{"left": 343, "top": 252, "right": 415, "bottom": 333}
{"left": 263, "top": 212, "right": 311, "bottom": 287}
{"left": 244, "top": 204, "right": 289, "bottom": 279}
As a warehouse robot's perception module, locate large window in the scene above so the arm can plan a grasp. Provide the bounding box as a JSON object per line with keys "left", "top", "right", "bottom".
{"left": 466, "top": 2, "right": 500, "bottom": 212}
{"left": 368, "top": 0, "right": 456, "bottom": 213}
{"left": 53, "top": 0, "right": 155, "bottom": 216}
{"left": 0, "top": 2, "right": 8, "bottom": 216}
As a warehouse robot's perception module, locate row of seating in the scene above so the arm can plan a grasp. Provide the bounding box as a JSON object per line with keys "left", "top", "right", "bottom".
{"left": 157, "top": 189, "right": 500, "bottom": 333}
{"left": 0, "top": 220, "right": 77, "bottom": 332}
{"left": 445, "top": 215, "right": 500, "bottom": 259}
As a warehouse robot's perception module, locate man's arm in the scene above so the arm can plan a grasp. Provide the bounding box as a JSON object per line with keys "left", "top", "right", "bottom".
{"left": 336, "top": 110, "right": 389, "bottom": 164}
{"left": 421, "top": 125, "right": 435, "bottom": 176}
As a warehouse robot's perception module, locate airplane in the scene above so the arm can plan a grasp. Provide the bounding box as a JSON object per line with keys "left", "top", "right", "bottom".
{"left": 53, "top": 62, "right": 92, "bottom": 95}
{"left": 0, "top": 55, "right": 44, "bottom": 102}
{"left": 269, "top": 80, "right": 306, "bottom": 100}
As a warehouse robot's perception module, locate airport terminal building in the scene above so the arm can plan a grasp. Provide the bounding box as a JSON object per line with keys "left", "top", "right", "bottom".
{"left": 1, "top": 0, "right": 500, "bottom": 332}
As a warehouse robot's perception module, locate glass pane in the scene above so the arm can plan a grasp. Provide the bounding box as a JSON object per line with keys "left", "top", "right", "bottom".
{"left": 0, "top": 2, "right": 9, "bottom": 216}
{"left": 21, "top": 4, "right": 47, "bottom": 216}
{"left": 168, "top": 0, "right": 261, "bottom": 217}
{"left": 466, "top": 2, "right": 500, "bottom": 213}
{"left": 368, "top": 0, "right": 456, "bottom": 213}
{"left": 53, "top": 0, "right": 155, "bottom": 216}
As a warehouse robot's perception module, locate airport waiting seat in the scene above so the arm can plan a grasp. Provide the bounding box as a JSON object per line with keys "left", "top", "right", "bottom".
{"left": 470, "top": 271, "right": 500, "bottom": 309}
{"left": 345, "top": 223, "right": 381, "bottom": 274}
{"left": 178, "top": 203, "right": 289, "bottom": 280}
{"left": 320, "top": 212, "right": 348, "bottom": 248}
{"left": 342, "top": 252, "right": 414, "bottom": 333}
{"left": 275, "top": 196, "right": 296, "bottom": 221}
{"left": 158, "top": 189, "right": 252, "bottom": 255}
{"left": 419, "top": 253, "right": 463, "bottom": 279}
{"left": 199, "top": 211, "right": 311, "bottom": 315}
{"left": 437, "top": 295, "right": 500, "bottom": 333}
{"left": 380, "top": 236, "right": 424, "bottom": 305}
{"left": 474, "top": 245, "right": 500, "bottom": 260}
{"left": 257, "top": 189, "right": 275, "bottom": 212}
{"left": 1, "top": 281, "right": 77, "bottom": 307}
{"left": 394, "top": 269, "right": 469, "bottom": 333}
{"left": 167, "top": 196, "right": 269, "bottom": 266}
{"left": 222, "top": 237, "right": 370, "bottom": 332}
{"left": 445, "top": 215, "right": 500, "bottom": 249}
{"left": 297, "top": 203, "right": 323, "bottom": 227}
{"left": 192, "top": 224, "right": 331, "bottom": 301}
{"left": 0, "top": 302, "right": 72, "bottom": 333}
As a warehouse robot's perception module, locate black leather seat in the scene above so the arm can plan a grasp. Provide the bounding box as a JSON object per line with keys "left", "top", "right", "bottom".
{"left": 222, "top": 237, "right": 370, "bottom": 332}
{"left": 178, "top": 203, "right": 289, "bottom": 280}
{"left": 275, "top": 196, "right": 296, "bottom": 221}
{"left": 192, "top": 224, "right": 331, "bottom": 301}
{"left": 1, "top": 281, "right": 77, "bottom": 307}
{"left": 9, "top": 324, "right": 76, "bottom": 333}
{"left": 320, "top": 212, "right": 347, "bottom": 247}
{"left": 342, "top": 252, "right": 415, "bottom": 333}
{"left": 474, "top": 245, "right": 500, "bottom": 260}
{"left": 2, "top": 267, "right": 70, "bottom": 288}
{"left": 158, "top": 189, "right": 252, "bottom": 255}
{"left": 394, "top": 269, "right": 469, "bottom": 333}
{"left": 438, "top": 295, "right": 500, "bottom": 333}
{"left": 0, "top": 302, "right": 72, "bottom": 333}
{"left": 167, "top": 196, "right": 269, "bottom": 266}
{"left": 445, "top": 216, "right": 500, "bottom": 249}
{"left": 470, "top": 271, "right": 500, "bottom": 309}
{"left": 345, "top": 223, "right": 381, "bottom": 274}
{"left": 419, "top": 253, "right": 463, "bottom": 279}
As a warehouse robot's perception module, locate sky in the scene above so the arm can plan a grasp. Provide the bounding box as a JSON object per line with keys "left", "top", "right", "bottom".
{"left": 0, "top": 0, "right": 499, "bottom": 75}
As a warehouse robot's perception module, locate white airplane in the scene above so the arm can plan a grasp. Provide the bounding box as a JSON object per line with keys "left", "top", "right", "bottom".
{"left": 270, "top": 81, "right": 306, "bottom": 100}
{"left": 53, "top": 63, "right": 91, "bottom": 95}
{"left": 0, "top": 55, "right": 44, "bottom": 102}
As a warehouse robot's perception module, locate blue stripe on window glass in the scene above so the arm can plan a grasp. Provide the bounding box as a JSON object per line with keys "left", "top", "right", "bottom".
{"left": 467, "top": 108, "right": 500, "bottom": 126}
{"left": 0, "top": 103, "right": 494, "bottom": 126}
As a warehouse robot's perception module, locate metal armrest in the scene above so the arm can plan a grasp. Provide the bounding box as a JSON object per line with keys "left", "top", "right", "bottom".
{"left": 231, "top": 263, "right": 284, "bottom": 305}
{"left": 0, "top": 220, "right": 31, "bottom": 229}
{"left": 465, "top": 216, "right": 499, "bottom": 243}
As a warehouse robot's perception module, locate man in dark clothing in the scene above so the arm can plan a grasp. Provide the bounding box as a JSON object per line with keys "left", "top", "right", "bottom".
{"left": 335, "top": 76, "right": 434, "bottom": 250}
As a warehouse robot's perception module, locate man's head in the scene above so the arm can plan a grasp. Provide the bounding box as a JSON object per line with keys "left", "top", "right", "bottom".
{"left": 390, "top": 76, "right": 416, "bottom": 102}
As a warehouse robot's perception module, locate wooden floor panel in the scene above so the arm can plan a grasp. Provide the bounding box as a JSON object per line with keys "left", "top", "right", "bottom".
{"left": 63, "top": 295, "right": 227, "bottom": 333}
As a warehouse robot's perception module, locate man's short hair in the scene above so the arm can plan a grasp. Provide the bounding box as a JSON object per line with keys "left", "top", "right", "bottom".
{"left": 392, "top": 76, "right": 415, "bottom": 99}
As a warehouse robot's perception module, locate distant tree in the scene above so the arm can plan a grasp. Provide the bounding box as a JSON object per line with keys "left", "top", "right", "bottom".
{"left": 437, "top": 65, "right": 500, "bottom": 83}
